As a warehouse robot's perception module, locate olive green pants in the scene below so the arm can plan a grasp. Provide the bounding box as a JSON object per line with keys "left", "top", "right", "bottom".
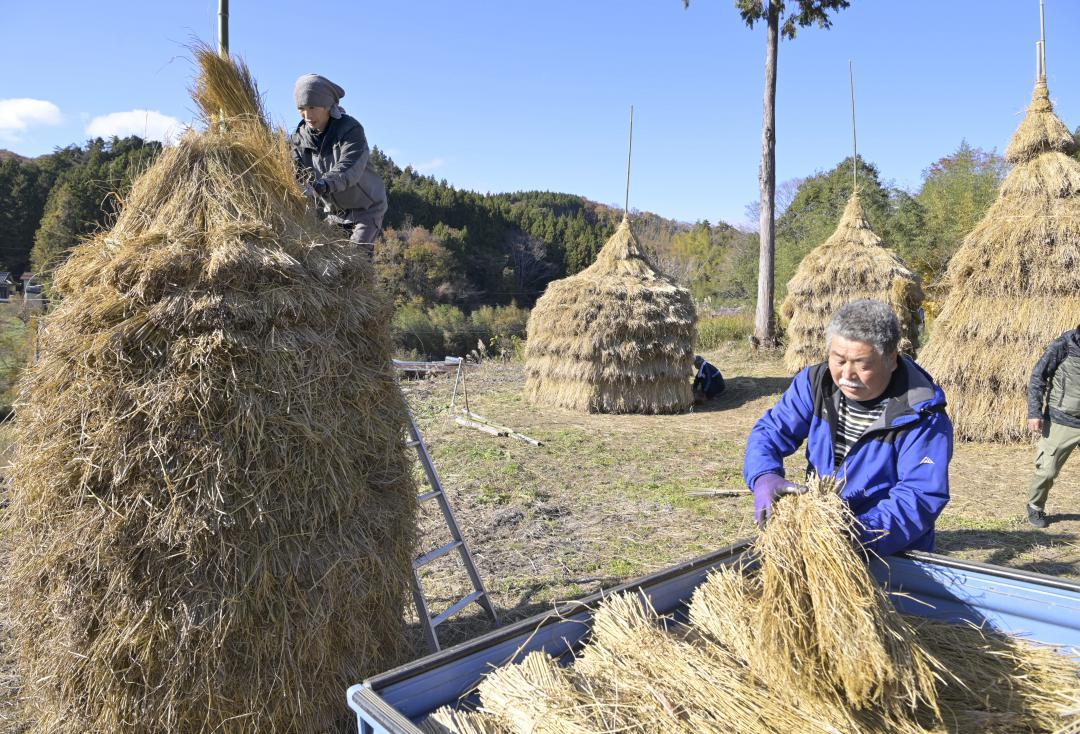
{"left": 1028, "top": 420, "right": 1080, "bottom": 510}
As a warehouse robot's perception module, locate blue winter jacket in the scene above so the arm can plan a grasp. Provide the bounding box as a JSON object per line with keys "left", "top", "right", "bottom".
{"left": 744, "top": 357, "right": 953, "bottom": 557}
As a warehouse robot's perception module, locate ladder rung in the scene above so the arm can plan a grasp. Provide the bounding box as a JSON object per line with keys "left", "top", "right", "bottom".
{"left": 414, "top": 540, "right": 463, "bottom": 569}
{"left": 431, "top": 590, "right": 484, "bottom": 627}
{"left": 417, "top": 489, "right": 441, "bottom": 502}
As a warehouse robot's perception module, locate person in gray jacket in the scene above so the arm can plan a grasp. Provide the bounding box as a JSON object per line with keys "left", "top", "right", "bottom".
{"left": 1026, "top": 324, "right": 1080, "bottom": 528}
{"left": 290, "top": 73, "right": 387, "bottom": 255}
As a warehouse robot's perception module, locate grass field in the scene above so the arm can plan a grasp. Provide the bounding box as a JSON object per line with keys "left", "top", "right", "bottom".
{"left": 402, "top": 343, "right": 1080, "bottom": 655}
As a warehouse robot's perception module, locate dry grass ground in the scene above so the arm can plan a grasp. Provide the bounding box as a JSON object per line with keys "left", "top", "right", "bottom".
{"left": 402, "top": 343, "right": 1079, "bottom": 655}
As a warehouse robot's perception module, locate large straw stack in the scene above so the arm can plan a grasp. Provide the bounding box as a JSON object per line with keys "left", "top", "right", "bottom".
{"left": 0, "top": 50, "right": 416, "bottom": 733}
{"left": 524, "top": 216, "right": 696, "bottom": 413}
{"left": 918, "top": 79, "right": 1080, "bottom": 441}
{"left": 780, "top": 192, "right": 923, "bottom": 373}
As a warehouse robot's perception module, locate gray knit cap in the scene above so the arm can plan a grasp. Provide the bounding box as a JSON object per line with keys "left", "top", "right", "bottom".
{"left": 294, "top": 74, "right": 346, "bottom": 118}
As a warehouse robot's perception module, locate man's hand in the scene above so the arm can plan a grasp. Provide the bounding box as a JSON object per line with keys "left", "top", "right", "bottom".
{"left": 1028, "top": 417, "right": 1044, "bottom": 434}
{"left": 301, "top": 183, "right": 316, "bottom": 199}
{"left": 312, "top": 179, "right": 330, "bottom": 196}
{"left": 752, "top": 474, "right": 807, "bottom": 528}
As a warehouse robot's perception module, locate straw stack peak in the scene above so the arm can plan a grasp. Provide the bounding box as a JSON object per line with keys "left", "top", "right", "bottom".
{"left": 1005, "top": 79, "right": 1075, "bottom": 163}
{"left": 192, "top": 46, "right": 267, "bottom": 125}
{"left": 582, "top": 215, "right": 661, "bottom": 281}
{"left": 780, "top": 190, "right": 922, "bottom": 373}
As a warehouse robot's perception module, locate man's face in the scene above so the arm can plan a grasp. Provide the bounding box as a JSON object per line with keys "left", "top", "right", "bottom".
{"left": 299, "top": 105, "right": 331, "bottom": 132}
{"left": 828, "top": 335, "right": 898, "bottom": 401}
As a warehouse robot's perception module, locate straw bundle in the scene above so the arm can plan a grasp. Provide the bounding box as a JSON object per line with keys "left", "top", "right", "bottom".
{"left": 0, "top": 49, "right": 416, "bottom": 733}
{"left": 427, "top": 476, "right": 1078, "bottom": 733}
{"left": 918, "top": 80, "right": 1080, "bottom": 441}
{"left": 747, "top": 476, "right": 939, "bottom": 714}
{"left": 909, "top": 618, "right": 1080, "bottom": 733}
{"left": 421, "top": 707, "right": 509, "bottom": 734}
{"left": 524, "top": 216, "right": 696, "bottom": 413}
{"left": 780, "top": 192, "right": 923, "bottom": 373}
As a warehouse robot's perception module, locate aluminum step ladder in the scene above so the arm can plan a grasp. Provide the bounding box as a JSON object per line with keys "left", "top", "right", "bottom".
{"left": 403, "top": 400, "right": 499, "bottom": 652}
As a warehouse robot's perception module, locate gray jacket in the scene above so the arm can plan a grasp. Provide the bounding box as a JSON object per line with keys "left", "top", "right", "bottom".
{"left": 291, "top": 114, "right": 387, "bottom": 219}
{"left": 1028, "top": 327, "right": 1080, "bottom": 428}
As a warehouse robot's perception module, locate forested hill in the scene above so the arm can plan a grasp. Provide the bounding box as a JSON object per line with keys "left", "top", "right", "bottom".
{"left": 367, "top": 148, "right": 697, "bottom": 307}
{"left": 0, "top": 137, "right": 704, "bottom": 309}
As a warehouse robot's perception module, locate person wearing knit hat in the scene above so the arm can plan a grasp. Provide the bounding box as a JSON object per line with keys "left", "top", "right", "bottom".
{"left": 290, "top": 73, "right": 387, "bottom": 255}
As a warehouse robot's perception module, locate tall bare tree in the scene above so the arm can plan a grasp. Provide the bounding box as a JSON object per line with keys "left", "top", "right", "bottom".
{"left": 684, "top": 0, "right": 850, "bottom": 346}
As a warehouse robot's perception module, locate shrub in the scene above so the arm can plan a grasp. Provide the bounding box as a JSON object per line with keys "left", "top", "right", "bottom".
{"left": 696, "top": 311, "right": 754, "bottom": 351}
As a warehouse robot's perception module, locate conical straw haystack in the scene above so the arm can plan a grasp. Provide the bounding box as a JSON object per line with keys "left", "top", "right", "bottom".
{"left": 524, "top": 216, "right": 696, "bottom": 413}
{"left": 919, "top": 80, "right": 1080, "bottom": 442}
{"left": 780, "top": 193, "right": 923, "bottom": 373}
{"left": 0, "top": 50, "right": 416, "bottom": 733}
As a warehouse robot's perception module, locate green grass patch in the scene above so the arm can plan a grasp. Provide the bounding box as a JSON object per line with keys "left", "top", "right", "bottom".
{"left": 696, "top": 312, "right": 754, "bottom": 351}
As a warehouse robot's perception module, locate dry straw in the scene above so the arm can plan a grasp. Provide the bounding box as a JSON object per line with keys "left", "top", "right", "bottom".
{"left": 524, "top": 216, "right": 696, "bottom": 414}
{"left": 430, "top": 476, "right": 1079, "bottom": 733}
{"left": 1, "top": 48, "right": 416, "bottom": 733}
{"left": 780, "top": 192, "right": 923, "bottom": 373}
{"left": 918, "top": 79, "right": 1080, "bottom": 441}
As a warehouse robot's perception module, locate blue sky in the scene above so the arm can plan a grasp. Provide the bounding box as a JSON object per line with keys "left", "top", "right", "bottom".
{"left": 2, "top": 1, "right": 1077, "bottom": 226}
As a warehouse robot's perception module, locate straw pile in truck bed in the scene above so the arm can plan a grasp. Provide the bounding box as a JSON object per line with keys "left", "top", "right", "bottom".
{"left": 422, "top": 477, "right": 1080, "bottom": 734}
{"left": 780, "top": 192, "right": 923, "bottom": 374}
{"left": 0, "top": 49, "right": 416, "bottom": 733}
{"left": 524, "top": 215, "right": 696, "bottom": 414}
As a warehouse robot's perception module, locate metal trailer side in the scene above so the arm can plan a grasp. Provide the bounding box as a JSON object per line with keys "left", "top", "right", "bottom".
{"left": 348, "top": 540, "right": 1080, "bottom": 734}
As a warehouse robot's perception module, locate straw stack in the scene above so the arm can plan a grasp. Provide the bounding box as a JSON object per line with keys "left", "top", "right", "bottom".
{"left": 918, "top": 79, "right": 1080, "bottom": 441}
{"left": 1, "top": 49, "right": 416, "bottom": 733}
{"left": 780, "top": 192, "right": 923, "bottom": 373}
{"left": 524, "top": 216, "right": 696, "bottom": 413}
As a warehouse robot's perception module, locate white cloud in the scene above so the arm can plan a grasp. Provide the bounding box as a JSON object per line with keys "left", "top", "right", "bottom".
{"left": 85, "top": 109, "right": 185, "bottom": 145}
{"left": 0, "top": 98, "right": 63, "bottom": 140}
{"left": 414, "top": 157, "right": 446, "bottom": 173}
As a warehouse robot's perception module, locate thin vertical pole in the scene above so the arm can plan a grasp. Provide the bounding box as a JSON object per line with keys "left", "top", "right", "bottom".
{"left": 1040, "top": 0, "right": 1046, "bottom": 79}
{"left": 624, "top": 105, "right": 634, "bottom": 217}
{"left": 218, "top": 0, "right": 230, "bottom": 56}
{"left": 849, "top": 61, "right": 857, "bottom": 193}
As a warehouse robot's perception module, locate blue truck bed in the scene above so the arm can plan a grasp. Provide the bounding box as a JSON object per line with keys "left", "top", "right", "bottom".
{"left": 348, "top": 540, "right": 1080, "bottom": 734}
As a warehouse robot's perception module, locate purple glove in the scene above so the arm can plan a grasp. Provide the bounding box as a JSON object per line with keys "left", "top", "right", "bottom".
{"left": 752, "top": 473, "right": 806, "bottom": 527}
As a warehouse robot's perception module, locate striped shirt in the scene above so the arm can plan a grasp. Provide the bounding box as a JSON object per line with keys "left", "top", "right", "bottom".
{"left": 833, "top": 394, "right": 888, "bottom": 469}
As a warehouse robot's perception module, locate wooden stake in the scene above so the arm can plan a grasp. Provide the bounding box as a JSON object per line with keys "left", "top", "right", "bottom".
{"left": 849, "top": 60, "right": 858, "bottom": 193}
{"left": 624, "top": 105, "right": 634, "bottom": 216}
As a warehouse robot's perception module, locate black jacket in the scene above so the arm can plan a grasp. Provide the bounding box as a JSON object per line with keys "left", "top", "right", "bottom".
{"left": 1028, "top": 327, "right": 1080, "bottom": 429}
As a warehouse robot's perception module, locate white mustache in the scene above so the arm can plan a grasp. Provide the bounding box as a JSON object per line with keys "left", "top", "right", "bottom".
{"left": 839, "top": 379, "right": 865, "bottom": 389}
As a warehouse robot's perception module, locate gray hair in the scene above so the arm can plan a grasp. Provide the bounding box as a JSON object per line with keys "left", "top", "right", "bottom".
{"left": 825, "top": 299, "right": 900, "bottom": 355}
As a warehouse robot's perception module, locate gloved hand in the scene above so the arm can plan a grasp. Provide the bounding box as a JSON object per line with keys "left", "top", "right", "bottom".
{"left": 752, "top": 473, "right": 807, "bottom": 528}
{"left": 301, "top": 183, "right": 316, "bottom": 199}
{"left": 312, "top": 178, "right": 330, "bottom": 195}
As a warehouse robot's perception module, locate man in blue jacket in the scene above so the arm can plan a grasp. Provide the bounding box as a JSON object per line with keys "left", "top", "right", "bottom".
{"left": 744, "top": 300, "right": 953, "bottom": 557}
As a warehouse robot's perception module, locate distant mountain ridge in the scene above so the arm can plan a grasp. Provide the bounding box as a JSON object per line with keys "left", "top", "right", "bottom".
{"left": 0, "top": 149, "right": 33, "bottom": 163}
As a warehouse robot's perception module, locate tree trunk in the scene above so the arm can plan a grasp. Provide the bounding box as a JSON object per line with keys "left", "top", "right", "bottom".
{"left": 754, "top": 2, "right": 779, "bottom": 348}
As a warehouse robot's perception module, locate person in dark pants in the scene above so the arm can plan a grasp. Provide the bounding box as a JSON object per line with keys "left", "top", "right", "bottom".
{"left": 692, "top": 355, "right": 725, "bottom": 403}
{"left": 290, "top": 74, "right": 387, "bottom": 257}
{"left": 1025, "top": 325, "right": 1080, "bottom": 528}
